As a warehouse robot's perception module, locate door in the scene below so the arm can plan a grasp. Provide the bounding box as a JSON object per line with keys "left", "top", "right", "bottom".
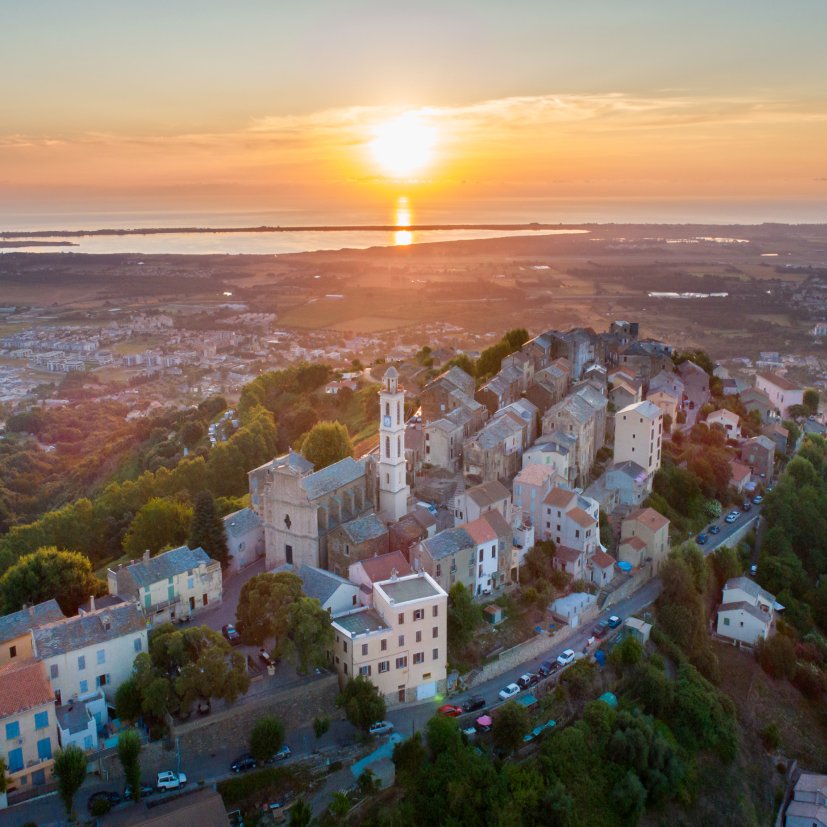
{"left": 189, "top": 596, "right": 195, "bottom": 612}
{"left": 398, "top": 685, "right": 406, "bottom": 703}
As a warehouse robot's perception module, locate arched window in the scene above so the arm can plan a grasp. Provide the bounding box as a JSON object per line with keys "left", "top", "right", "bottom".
{"left": 397, "top": 401, "right": 401, "bottom": 424}
{"left": 385, "top": 436, "right": 391, "bottom": 458}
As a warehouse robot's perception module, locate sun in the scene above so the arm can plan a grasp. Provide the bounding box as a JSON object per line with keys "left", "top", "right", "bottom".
{"left": 370, "top": 111, "right": 437, "bottom": 178}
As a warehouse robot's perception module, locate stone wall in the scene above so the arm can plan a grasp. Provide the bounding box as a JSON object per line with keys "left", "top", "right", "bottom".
{"left": 96, "top": 674, "right": 340, "bottom": 782}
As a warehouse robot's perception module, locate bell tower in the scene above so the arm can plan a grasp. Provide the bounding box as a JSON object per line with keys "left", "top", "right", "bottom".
{"left": 378, "top": 365, "right": 409, "bottom": 522}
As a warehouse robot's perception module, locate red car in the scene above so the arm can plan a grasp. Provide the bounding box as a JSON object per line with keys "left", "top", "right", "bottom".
{"left": 437, "top": 704, "right": 463, "bottom": 717}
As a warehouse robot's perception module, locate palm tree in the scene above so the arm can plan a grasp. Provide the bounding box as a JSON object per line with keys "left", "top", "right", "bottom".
{"left": 290, "top": 797, "right": 313, "bottom": 827}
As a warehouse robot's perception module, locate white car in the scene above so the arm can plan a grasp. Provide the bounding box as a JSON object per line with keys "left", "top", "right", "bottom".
{"left": 556, "top": 649, "right": 576, "bottom": 667}
{"left": 368, "top": 721, "right": 394, "bottom": 736}
{"left": 156, "top": 771, "right": 187, "bottom": 791}
{"left": 498, "top": 683, "right": 520, "bottom": 701}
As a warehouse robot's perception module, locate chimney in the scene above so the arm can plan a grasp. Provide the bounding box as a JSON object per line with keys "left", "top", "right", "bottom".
{"left": 90, "top": 594, "right": 95, "bottom": 612}
{"left": 143, "top": 549, "right": 150, "bottom": 563}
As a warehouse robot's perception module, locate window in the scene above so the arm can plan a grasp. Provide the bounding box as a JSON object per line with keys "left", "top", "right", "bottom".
{"left": 9, "top": 645, "right": 16, "bottom": 659}
{"left": 96, "top": 649, "right": 106, "bottom": 665}
{"left": 378, "top": 661, "right": 389, "bottom": 673}
{"left": 385, "top": 437, "right": 390, "bottom": 458}
{"left": 344, "top": 664, "right": 348, "bottom": 675}
{"left": 575, "top": 530, "right": 580, "bottom": 539}
{"left": 80, "top": 680, "right": 89, "bottom": 694}
{"left": 361, "top": 643, "right": 368, "bottom": 656}
{"left": 133, "top": 638, "right": 142, "bottom": 653}
{"left": 343, "top": 641, "right": 348, "bottom": 653}
{"left": 398, "top": 635, "right": 404, "bottom": 646}
{"left": 413, "top": 609, "right": 424, "bottom": 621}
{"left": 723, "top": 617, "right": 730, "bottom": 626}
{"left": 34, "top": 711, "right": 49, "bottom": 730}
{"left": 433, "top": 648, "right": 439, "bottom": 660}
{"left": 285, "top": 544, "right": 293, "bottom": 565}
{"left": 380, "top": 639, "right": 387, "bottom": 652}
{"left": 203, "top": 594, "right": 208, "bottom": 606}
{"left": 78, "top": 655, "right": 86, "bottom": 671}
{"left": 491, "top": 547, "right": 496, "bottom": 559}
{"left": 345, "top": 544, "right": 350, "bottom": 557}
{"left": 284, "top": 514, "right": 292, "bottom": 530}
{"left": 413, "top": 652, "right": 424, "bottom": 665}
{"left": 436, "top": 563, "right": 441, "bottom": 577}
{"left": 416, "top": 631, "right": 422, "bottom": 643}
{"left": 5, "top": 721, "right": 20, "bottom": 740}
{"left": 50, "top": 664, "right": 59, "bottom": 679}
{"left": 478, "top": 549, "right": 483, "bottom": 562}
{"left": 7, "top": 747, "right": 23, "bottom": 773}
{"left": 432, "top": 605, "right": 438, "bottom": 617}
{"left": 395, "top": 656, "right": 407, "bottom": 669}
{"left": 188, "top": 577, "right": 194, "bottom": 590}
{"left": 37, "top": 736, "right": 52, "bottom": 761}
{"left": 359, "top": 665, "right": 371, "bottom": 677}
{"left": 398, "top": 612, "right": 404, "bottom": 624}
{"left": 96, "top": 674, "right": 108, "bottom": 688}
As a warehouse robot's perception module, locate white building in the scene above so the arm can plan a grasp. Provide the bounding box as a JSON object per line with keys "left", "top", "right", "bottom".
{"left": 298, "top": 565, "right": 360, "bottom": 615}
{"left": 541, "top": 487, "right": 600, "bottom": 553}
{"left": 706, "top": 408, "right": 741, "bottom": 439}
{"left": 755, "top": 372, "right": 805, "bottom": 418}
{"left": 223, "top": 507, "right": 265, "bottom": 573}
{"left": 613, "top": 400, "right": 662, "bottom": 481}
{"left": 716, "top": 576, "right": 776, "bottom": 646}
{"left": 378, "top": 366, "right": 410, "bottom": 523}
{"left": 32, "top": 602, "right": 147, "bottom": 705}
{"left": 107, "top": 546, "right": 222, "bottom": 625}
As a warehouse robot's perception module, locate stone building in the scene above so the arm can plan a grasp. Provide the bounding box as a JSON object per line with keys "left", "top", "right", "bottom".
{"left": 327, "top": 513, "right": 390, "bottom": 578}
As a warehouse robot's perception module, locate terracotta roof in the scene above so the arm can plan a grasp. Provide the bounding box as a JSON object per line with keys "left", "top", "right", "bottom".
{"left": 730, "top": 461, "right": 751, "bottom": 482}
{"left": 0, "top": 659, "right": 53, "bottom": 719}
{"left": 620, "top": 535, "right": 647, "bottom": 551}
{"left": 514, "top": 464, "right": 558, "bottom": 487}
{"left": 757, "top": 371, "right": 801, "bottom": 392}
{"left": 464, "top": 516, "right": 498, "bottom": 545}
{"left": 355, "top": 551, "right": 413, "bottom": 583}
{"left": 626, "top": 507, "right": 669, "bottom": 532}
{"left": 555, "top": 545, "right": 583, "bottom": 564}
{"left": 544, "top": 487, "right": 577, "bottom": 508}
{"left": 567, "top": 507, "right": 596, "bottom": 528}
{"left": 590, "top": 550, "right": 616, "bottom": 569}
{"left": 480, "top": 508, "right": 512, "bottom": 539}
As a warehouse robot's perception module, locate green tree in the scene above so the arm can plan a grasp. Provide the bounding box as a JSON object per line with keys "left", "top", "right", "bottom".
{"left": 286, "top": 597, "right": 334, "bottom": 674}
{"left": 492, "top": 701, "right": 530, "bottom": 755}
{"left": 249, "top": 715, "right": 285, "bottom": 762}
{"left": 756, "top": 634, "right": 796, "bottom": 679}
{"left": 313, "top": 716, "right": 330, "bottom": 738}
{"left": 329, "top": 790, "right": 351, "bottom": 821}
{"left": 0, "top": 546, "right": 104, "bottom": 615}
{"left": 115, "top": 677, "right": 143, "bottom": 723}
{"left": 301, "top": 421, "right": 353, "bottom": 470}
{"left": 118, "top": 729, "right": 143, "bottom": 802}
{"left": 336, "top": 676, "right": 387, "bottom": 732}
{"left": 447, "top": 582, "right": 482, "bottom": 648}
{"left": 180, "top": 419, "right": 205, "bottom": 450}
{"left": 188, "top": 490, "right": 229, "bottom": 567}
{"left": 804, "top": 388, "right": 821, "bottom": 416}
{"left": 608, "top": 635, "right": 644, "bottom": 669}
{"left": 123, "top": 497, "right": 193, "bottom": 557}
{"left": 236, "top": 571, "right": 303, "bottom": 645}
{"left": 53, "top": 745, "right": 87, "bottom": 820}
{"left": 290, "top": 798, "right": 313, "bottom": 827}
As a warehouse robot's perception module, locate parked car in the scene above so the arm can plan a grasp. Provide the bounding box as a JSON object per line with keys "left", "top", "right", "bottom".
{"left": 696, "top": 533, "right": 707, "bottom": 545}
{"left": 462, "top": 696, "right": 486, "bottom": 713}
{"left": 231, "top": 754, "right": 258, "bottom": 773}
{"left": 538, "top": 660, "right": 557, "bottom": 677}
{"left": 222, "top": 624, "right": 241, "bottom": 644}
{"left": 607, "top": 616, "right": 622, "bottom": 629}
{"left": 156, "top": 771, "right": 187, "bottom": 791}
{"left": 123, "top": 781, "right": 154, "bottom": 799}
{"left": 498, "top": 683, "right": 521, "bottom": 701}
{"left": 462, "top": 726, "right": 477, "bottom": 738}
{"left": 267, "top": 745, "right": 292, "bottom": 762}
{"left": 592, "top": 620, "right": 610, "bottom": 639}
{"left": 742, "top": 501, "right": 752, "bottom": 512}
{"left": 750, "top": 562, "right": 758, "bottom": 576}
{"left": 259, "top": 648, "right": 275, "bottom": 667}
{"left": 369, "top": 721, "right": 394, "bottom": 736}
{"left": 752, "top": 495, "right": 764, "bottom": 505}
{"left": 88, "top": 791, "right": 121, "bottom": 812}
{"left": 516, "top": 673, "right": 535, "bottom": 690}
{"left": 708, "top": 524, "right": 721, "bottom": 534}
{"left": 556, "top": 649, "right": 576, "bottom": 667}
{"left": 725, "top": 512, "right": 739, "bottom": 524}
{"left": 437, "top": 704, "right": 463, "bottom": 717}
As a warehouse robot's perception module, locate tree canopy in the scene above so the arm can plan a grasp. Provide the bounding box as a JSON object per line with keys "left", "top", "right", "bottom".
{"left": 300, "top": 420, "right": 353, "bottom": 470}
{"left": 123, "top": 497, "right": 193, "bottom": 557}
{"left": 188, "top": 490, "right": 229, "bottom": 567}
{"left": 236, "top": 571, "right": 303, "bottom": 646}
{"left": 336, "top": 676, "right": 387, "bottom": 732}
{"left": 285, "top": 596, "right": 334, "bottom": 674}
{"left": 249, "top": 715, "right": 285, "bottom": 762}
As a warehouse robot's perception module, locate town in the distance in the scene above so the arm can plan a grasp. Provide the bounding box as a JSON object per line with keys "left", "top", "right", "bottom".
{"left": 1, "top": 316, "right": 825, "bottom": 826}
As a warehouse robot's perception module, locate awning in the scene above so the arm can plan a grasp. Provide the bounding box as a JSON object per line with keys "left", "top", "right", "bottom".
{"left": 476, "top": 715, "right": 492, "bottom": 727}
{"left": 773, "top": 601, "right": 785, "bottom": 611}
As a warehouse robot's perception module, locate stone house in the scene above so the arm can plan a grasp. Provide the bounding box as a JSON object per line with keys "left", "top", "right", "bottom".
{"left": 411, "top": 528, "right": 476, "bottom": 594}
{"left": 540, "top": 487, "right": 600, "bottom": 553}
{"left": 729, "top": 460, "right": 752, "bottom": 494}
{"left": 553, "top": 545, "right": 587, "bottom": 580}
{"left": 108, "top": 545, "right": 222, "bottom": 624}
{"left": 348, "top": 550, "right": 413, "bottom": 607}
{"left": 584, "top": 460, "right": 650, "bottom": 511}
{"left": 463, "top": 510, "right": 512, "bottom": 595}
{"left": 521, "top": 431, "right": 575, "bottom": 485}
{"left": 763, "top": 422, "right": 789, "bottom": 455}
{"left": 677, "top": 360, "right": 710, "bottom": 400}
{"left": 588, "top": 549, "right": 616, "bottom": 588}
{"left": 249, "top": 453, "right": 372, "bottom": 571}
{"left": 327, "top": 513, "right": 390, "bottom": 578}
{"left": 424, "top": 417, "right": 464, "bottom": 472}
{"left": 223, "top": 507, "right": 264, "bottom": 573}
{"left": 785, "top": 772, "right": 827, "bottom": 827}
{"left": 619, "top": 507, "right": 670, "bottom": 573}
{"left": 525, "top": 361, "right": 570, "bottom": 413}
{"left": 610, "top": 377, "right": 642, "bottom": 411}
{"left": 542, "top": 390, "right": 604, "bottom": 487}
{"left": 740, "top": 435, "right": 775, "bottom": 481}
{"left": 512, "top": 464, "right": 563, "bottom": 533}
{"left": 420, "top": 367, "right": 477, "bottom": 423}
{"left": 388, "top": 513, "right": 430, "bottom": 560}
{"left": 463, "top": 415, "right": 524, "bottom": 482}
{"left": 741, "top": 387, "right": 776, "bottom": 424}
{"left": 0, "top": 600, "right": 64, "bottom": 668}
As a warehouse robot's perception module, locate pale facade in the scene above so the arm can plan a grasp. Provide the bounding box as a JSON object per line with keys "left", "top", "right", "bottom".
{"left": 331, "top": 572, "right": 447, "bottom": 705}
{"left": 613, "top": 400, "right": 662, "bottom": 479}
{"left": 755, "top": 372, "right": 804, "bottom": 418}
{"left": 512, "top": 464, "right": 564, "bottom": 533}
{"left": 108, "top": 545, "right": 222, "bottom": 624}
{"left": 0, "top": 659, "right": 58, "bottom": 793}
{"left": 452, "top": 480, "right": 511, "bottom": 525}
{"left": 223, "top": 507, "right": 265, "bottom": 573}
{"left": 378, "top": 367, "right": 410, "bottom": 522}
{"left": 620, "top": 507, "right": 670, "bottom": 574}
{"left": 706, "top": 408, "right": 741, "bottom": 439}
{"left": 541, "top": 487, "right": 600, "bottom": 553}
{"left": 32, "top": 602, "right": 148, "bottom": 705}
{"left": 0, "top": 600, "right": 64, "bottom": 668}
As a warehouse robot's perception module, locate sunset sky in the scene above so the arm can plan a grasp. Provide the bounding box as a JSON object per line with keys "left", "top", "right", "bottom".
{"left": 2, "top": 0, "right": 827, "bottom": 224}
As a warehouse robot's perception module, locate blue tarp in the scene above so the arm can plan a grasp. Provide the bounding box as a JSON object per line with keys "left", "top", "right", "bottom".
{"left": 617, "top": 561, "right": 633, "bottom": 572}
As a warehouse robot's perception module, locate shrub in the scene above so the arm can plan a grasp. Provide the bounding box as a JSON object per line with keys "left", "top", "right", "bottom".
{"left": 792, "top": 662, "right": 826, "bottom": 698}
{"left": 216, "top": 767, "right": 289, "bottom": 807}
{"left": 756, "top": 635, "right": 797, "bottom": 680}
{"left": 760, "top": 722, "right": 781, "bottom": 751}
{"left": 313, "top": 716, "right": 330, "bottom": 738}
{"left": 90, "top": 797, "right": 112, "bottom": 816}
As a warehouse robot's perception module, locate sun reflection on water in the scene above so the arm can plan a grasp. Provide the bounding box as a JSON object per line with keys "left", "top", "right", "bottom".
{"left": 394, "top": 196, "right": 413, "bottom": 246}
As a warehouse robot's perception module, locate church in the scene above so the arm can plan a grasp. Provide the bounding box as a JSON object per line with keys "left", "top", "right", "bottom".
{"left": 249, "top": 366, "right": 412, "bottom": 572}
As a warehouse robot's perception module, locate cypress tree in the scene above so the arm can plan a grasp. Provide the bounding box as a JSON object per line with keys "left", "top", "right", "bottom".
{"left": 188, "top": 491, "right": 229, "bottom": 567}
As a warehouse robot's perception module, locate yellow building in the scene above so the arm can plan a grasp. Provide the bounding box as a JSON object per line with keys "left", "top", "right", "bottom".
{"left": 0, "top": 659, "right": 58, "bottom": 794}
{"left": 331, "top": 572, "right": 447, "bottom": 705}
{"left": 0, "top": 600, "right": 65, "bottom": 668}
